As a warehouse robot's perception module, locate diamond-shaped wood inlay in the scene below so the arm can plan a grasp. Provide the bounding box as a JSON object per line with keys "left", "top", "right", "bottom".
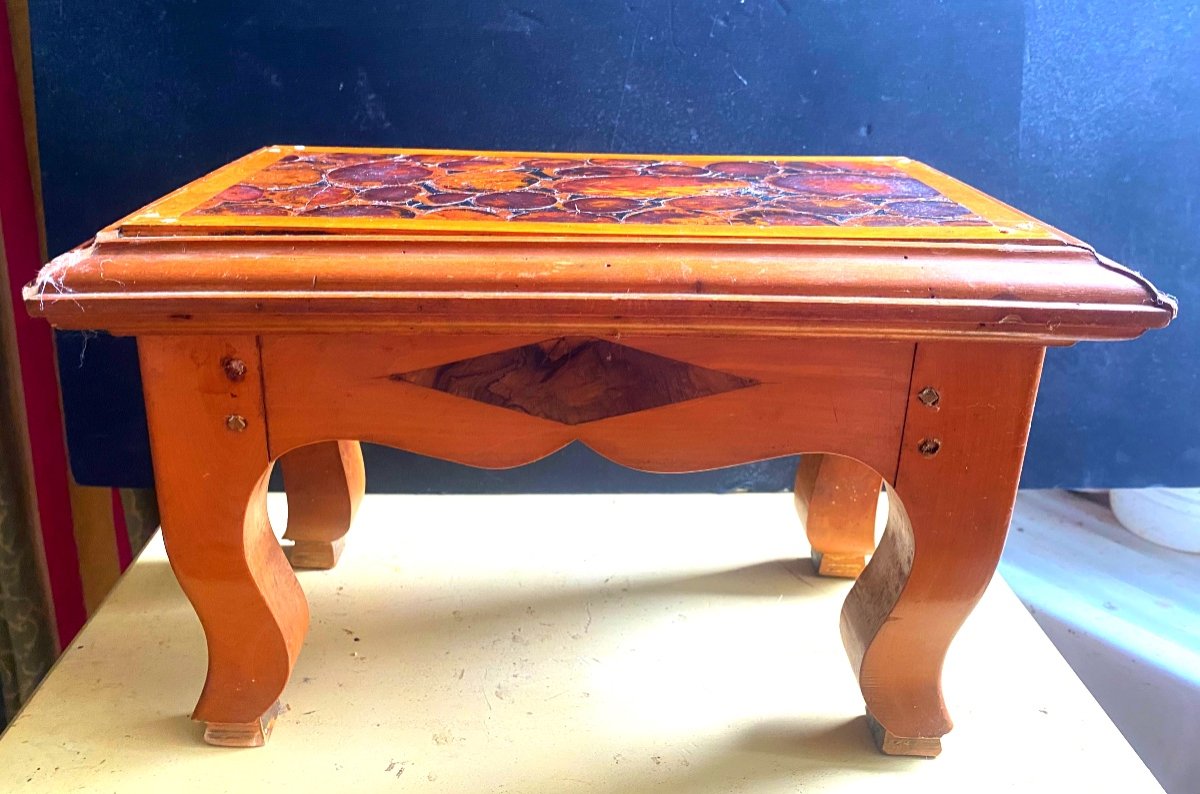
{"left": 391, "top": 337, "right": 758, "bottom": 425}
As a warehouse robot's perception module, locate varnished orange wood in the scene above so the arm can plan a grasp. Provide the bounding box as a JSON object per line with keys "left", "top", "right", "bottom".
{"left": 841, "top": 342, "right": 1045, "bottom": 756}
{"left": 25, "top": 234, "right": 1171, "bottom": 342}
{"left": 259, "top": 334, "right": 912, "bottom": 480}
{"left": 21, "top": 147, "right": 1174, "bottom": 343}
{"left": 23, "top": 146, "right": 1175, "bottom": 755}
{"left": 280, "top": 440, "right": 365, "bottom": 569}
{"left": 138, "top": 335, "right": 308, "bottom": 746}
{"left": 794, "top": 455, "right": 883, "bottom": 578}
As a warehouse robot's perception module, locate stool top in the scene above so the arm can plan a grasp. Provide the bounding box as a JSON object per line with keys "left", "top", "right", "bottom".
{"left": 25, "top": 146, "right": 1174, "bottom": 342}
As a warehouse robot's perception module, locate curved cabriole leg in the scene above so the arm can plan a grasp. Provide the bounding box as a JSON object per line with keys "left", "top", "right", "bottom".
{"left": 140, "top": 335, "right": 308, "bottom": 747}
{"left": 281, "top": 441, "right": 366, "bottom": 569}
{"left": 794, "top": 454, "right": 882, "bottom": 578}
{"left": 840, "top": 342, "right": 1045, "bottom": 757}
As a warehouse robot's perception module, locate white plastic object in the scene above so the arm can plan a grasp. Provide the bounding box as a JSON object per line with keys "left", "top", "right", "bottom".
{"left": 1109, "top": 488, "right": 1200, "bottom": 553}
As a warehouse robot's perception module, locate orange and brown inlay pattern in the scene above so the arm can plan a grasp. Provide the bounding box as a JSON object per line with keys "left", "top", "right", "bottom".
{"left": 189, "top": 151, "right": 990, "bottom": 228}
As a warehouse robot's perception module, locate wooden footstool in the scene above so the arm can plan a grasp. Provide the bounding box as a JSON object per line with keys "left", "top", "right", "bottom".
{"left": 25, "top": 146, "right": 1174, "bottom": 756}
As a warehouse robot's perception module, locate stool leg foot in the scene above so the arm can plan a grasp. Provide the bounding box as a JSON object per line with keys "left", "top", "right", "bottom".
{"left": 839, "top": 343, "right": 1044, "bottom": 755}
{"left": 203, "top": 701, "right": 284, "bottom": 748}
{"left": 794, "top": 454, "right": 880, "bottom": 579}
{"left": 287, "top": 537, "right": 346, "bottom": 570}
{"left": 867, "top": 711, "right": 942, "bottom": 758}
{"left": 141, "top": 336, "right": 309, "bottom": 748}
{"left": 810, "top": 550, "right": 868, "bottom": 579}
{"left": 281, "top": 440, "right": 365, "bottom": 570}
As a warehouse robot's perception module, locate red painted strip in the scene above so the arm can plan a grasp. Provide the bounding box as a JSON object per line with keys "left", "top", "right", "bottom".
{"left": 111, "top": 488, "right": 133, "bottom": 569}
{"left": 1, "top": 12, "right": 86, "bottom": 645}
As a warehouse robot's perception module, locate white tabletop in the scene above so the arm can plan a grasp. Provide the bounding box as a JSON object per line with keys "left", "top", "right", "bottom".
{"left": 0, "top": 493, "right": 1162, "bottom": 792}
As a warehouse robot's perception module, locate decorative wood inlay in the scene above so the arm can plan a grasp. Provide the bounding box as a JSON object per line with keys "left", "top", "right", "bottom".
{"left": 391, "top": 337, "right": 758, "bottom": 425}
{"left": 187, "top": 151, "right": 990, "bottom": 229}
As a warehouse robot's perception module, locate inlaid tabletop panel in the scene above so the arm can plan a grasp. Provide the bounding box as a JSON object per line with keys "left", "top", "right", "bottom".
{"left": 123, "top": 146, "right": 1049, "bottom": 240}
{"left": 25, "top": 146, "right": 1175, "bottom": 341}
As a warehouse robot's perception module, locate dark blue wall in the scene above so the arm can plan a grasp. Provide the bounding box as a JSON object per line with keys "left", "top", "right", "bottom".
{"left": 32, "top": 0, "right": 1198, "bottom": 491}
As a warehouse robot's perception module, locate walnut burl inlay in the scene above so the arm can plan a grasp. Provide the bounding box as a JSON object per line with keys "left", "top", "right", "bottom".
{"left": 392, "top": 337, "right": 758, "bottom": 425}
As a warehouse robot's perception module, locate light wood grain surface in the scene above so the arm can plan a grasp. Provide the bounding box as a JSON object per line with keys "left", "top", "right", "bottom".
{"left": 0, "top": 493, "right": 1161, "bottom": 792}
